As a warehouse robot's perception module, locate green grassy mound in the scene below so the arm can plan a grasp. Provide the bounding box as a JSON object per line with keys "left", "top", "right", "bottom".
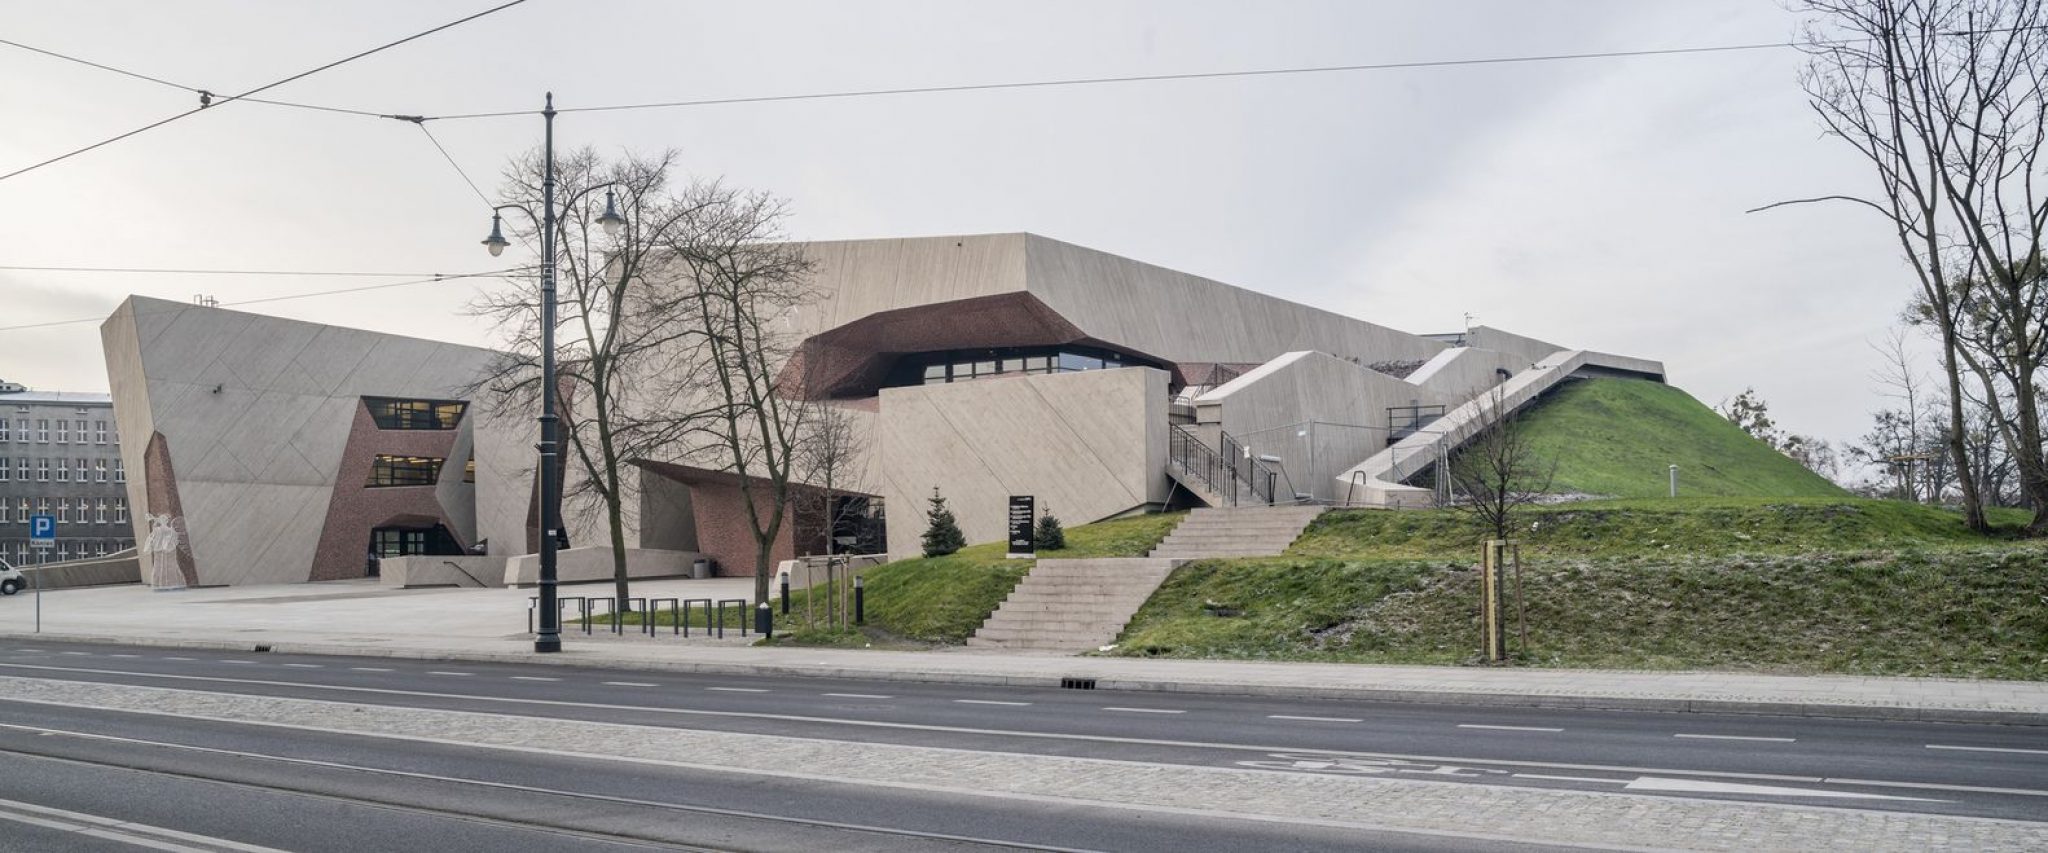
{"left": 765, "top": 511, "right": 1183, "bottom": 646}
{"left": 1290, "top": 497, "right": 2025, "bottom": 559}
{"left": 1514, "top": 378, "right": 1846, "bottom": 499}
{"left": 1110, "top": 547, "right": 2048, "bottom": 679}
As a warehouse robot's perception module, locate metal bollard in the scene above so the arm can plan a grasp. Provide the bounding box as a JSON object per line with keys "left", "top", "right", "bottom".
{"left": 780, "top": 571, "right": 790, "bottom": 616}
{"left": 757, "top": 602, "right": 773, "bottom": 639}
{"left": 854, "top": 576, "right": 865, "bottom": 625}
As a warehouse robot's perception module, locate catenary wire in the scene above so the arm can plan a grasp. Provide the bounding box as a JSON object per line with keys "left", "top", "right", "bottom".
{"left": 0, "top": 265, "right": 490, "bottom": 278}
{"left": 0, "top": 0, "right": 531, "bottom": 184}
{"left": 413, "top": 123, "right": 496, "bottom": 208}
{"left": 0, "top": 269, "right": 521, "bottom": 334}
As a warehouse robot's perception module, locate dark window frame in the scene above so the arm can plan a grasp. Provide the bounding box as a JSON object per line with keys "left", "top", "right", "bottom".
{"left": 364, "top": 397, "right": 468, "bottom": 431}
{"left": 367, "top": 454, "right": 445, "bottom": 487}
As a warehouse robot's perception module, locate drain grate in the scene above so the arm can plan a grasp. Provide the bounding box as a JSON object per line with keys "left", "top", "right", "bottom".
{"left": 252, "top": 644, "right": 273, "bottom": 653}
{"left": 1060, "top": 677, "right": 1097, "bottom": 690}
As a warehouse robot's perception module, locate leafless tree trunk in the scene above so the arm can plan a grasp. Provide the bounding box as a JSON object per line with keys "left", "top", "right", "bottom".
{"left": 468, "top": 148, "right": 707, "bottom": 608}
{"left": 1449, "top": 386, "right": 1558, "bottom": 542}
{"left": 1780, "top": 0, "right": 2048, "bottom": 532}
{"left": 798, "top": 401, "right": 866, "bottom": 629}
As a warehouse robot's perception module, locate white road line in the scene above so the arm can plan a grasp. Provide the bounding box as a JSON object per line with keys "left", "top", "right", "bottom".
{"left": 1103, "top": 707, "right": 1185, "bottom": 715}
{"left": 1457, "top": 724, "right": 1563, "bottom": 732}
{"left": 219, "top": 660, "right": 254, "bottom": 665}
{"left": 107, "top": 654, "right": 140, "bottom": 659}
{"left": 58, "top": 651, "right": 90, "bottom": 656}
{"left": 602, "top": 682, "right": 658, "bottom": 687}
{"left": 705, "top": 687, "right": 767, "bottom": 693}
{"left": 1928, "top": 744, "right": 2048, "bottom": 756}
{"left": 281, "top": 663, "right": 322, "bottom": 669}
{"left": 162, "top": 657, "right": 194, "bottom": 662}
{"left": 1675, "top": 733, "right": 1795, "bottom": 743}
{"left": 427, "top": 671, "right": 473, "bottom": 677}
{"left": 1514, "top": 773, "right": 1624, "bottom": 784}
{"left": 0, "top": 794, "right": 290, "bottom": 852}
{"left": 1268, "top": 715, "right": 1363, "bottom": 723}
{"left": 823, "top": 693, "right": 893, "bottom": 699}
{"left": 509, "top": 676, "right": 559, "bottom": 682}
{"left": 348, "top": 667, "right": 394, "bottom": 673}
{"left": 955, "top": 699, "right": 1030, "bottom": 706}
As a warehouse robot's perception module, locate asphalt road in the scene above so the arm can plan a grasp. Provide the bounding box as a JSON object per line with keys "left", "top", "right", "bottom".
{"left": 0, "top": 640, "right": 2041, "bottom": 851}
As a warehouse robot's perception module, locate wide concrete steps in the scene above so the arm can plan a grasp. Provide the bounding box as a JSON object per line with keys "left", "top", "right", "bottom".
{"left": 967, "top": 557, "right": 1179, "bottom": 654}
{"left": 1147, "top": 506, "right": 1325, "bottom": 559}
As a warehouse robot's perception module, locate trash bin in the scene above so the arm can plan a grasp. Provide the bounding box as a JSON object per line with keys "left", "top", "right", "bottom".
{"left": 691, "top": 559, "right": 710, "bottom": 580}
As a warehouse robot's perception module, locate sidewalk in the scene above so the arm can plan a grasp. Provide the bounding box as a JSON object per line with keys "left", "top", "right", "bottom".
{"left": 4, "top": 580, "right": 2045, "bottom": 725}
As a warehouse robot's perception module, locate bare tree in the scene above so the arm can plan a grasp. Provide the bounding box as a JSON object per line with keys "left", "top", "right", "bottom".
{"left": 1774, "top": 0, "right": 2048, "bottom": 532}
{"left": 469, "top": 148, "right": 705, "bottom": 607}
{"left": 648, "top": 183, "right": 819, "bottom": 606}
{"left": 795, "top": 400, "right": 866, "bottom": 629}
{"left": 1449, "top": 387, "right": 1558, "bottom": 542}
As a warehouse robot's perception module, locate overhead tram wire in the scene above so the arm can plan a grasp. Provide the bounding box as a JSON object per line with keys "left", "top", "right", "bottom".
{"left": 0, "top": 264, "right": 491, "bottom": 277}
{"left": 0, "top": 0, "right": 531, "bottom": 184}
{"left": 0, "top": 37, "right": 394, "bottom": 119}
{"left": 0, "top": 268, "right": 521, "bottom": 334}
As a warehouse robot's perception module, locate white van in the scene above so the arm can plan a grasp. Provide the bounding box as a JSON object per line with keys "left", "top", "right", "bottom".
{"left": 0, "top": 557, "right": 25, "bottom": 595}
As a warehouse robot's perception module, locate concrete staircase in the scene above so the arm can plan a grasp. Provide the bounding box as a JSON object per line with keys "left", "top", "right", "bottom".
{"left": 966, "top": 558, "right": 1180, "bottom": 653}
{"left": 1148, "top": 505, "right": 1326, "bottom": 559}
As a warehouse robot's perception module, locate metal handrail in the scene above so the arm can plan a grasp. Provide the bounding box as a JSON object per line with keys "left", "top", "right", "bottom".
{"left": 1219, "top": 430, "right": 1276, "bottom": 506}
{"left": 1168, "top": 424, "right": 1233, "bottom": 505}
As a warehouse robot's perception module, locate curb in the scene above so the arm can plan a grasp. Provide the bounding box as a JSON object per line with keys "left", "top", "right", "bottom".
{"left": 6, "top": 630, "right": 2045, "bottom": 727}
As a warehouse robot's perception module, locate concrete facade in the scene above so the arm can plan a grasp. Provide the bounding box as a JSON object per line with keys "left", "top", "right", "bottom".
{"left": 0, "top": 386, "right": 131, "bottom": 567}
{"left": 100, "top": 233, "right": 1663, "bottom": 585}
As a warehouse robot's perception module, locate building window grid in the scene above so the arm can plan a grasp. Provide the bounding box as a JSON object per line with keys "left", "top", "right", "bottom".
{"left": 0, "top": 457, "right": 8, "bottom": 482}
{"left": 94, "top": 421, "right": 107, "bottom": 444}
{"left": 36, "top": 419, "right": 48, "bottom": 442}
{"left": 113, "top": 459, "right": 124, "bottom": 483}
{"left": 75, "top": 420, "right": 88, "bottom": 445}
{"left": 114, "top": 499, "right": 127, "bottom": 524}
{"left": 367, "top": 455, "right": 444, "bottom": 487}
{"left": 910, "top": 347, "right": 1139, "bottom": 387}
{"left": 365, "top": 398, "right": 467, "bottom": 431}
{"left": 54, "top": 421, "right": 66, "bottom": 444}
{"left": 94, "top": 499, "right": 107, "bottom": 524}
{"left": 0, "top": 420, "right": 8, "bottom": 442}
{"left": 54, "top": 460, "right": 68, "bottom": 483}
{"left": 56, "top": 499, "right": 69, "bottom": 523}
{"left": 16, "top": 458, "right": 28, "bottom": 481}
{"left": 36, "top": 459, "right": 49, "bottom": 482}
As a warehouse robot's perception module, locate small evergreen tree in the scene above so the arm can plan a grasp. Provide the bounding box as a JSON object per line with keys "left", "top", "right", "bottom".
{"left": 1034, "top": 509, "right": 1066, "bottom": 551}
{"left": 921, "top": 487, "right": 967, "bottom": 557}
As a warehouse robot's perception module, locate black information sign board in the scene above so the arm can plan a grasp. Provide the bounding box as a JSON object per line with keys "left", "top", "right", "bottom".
{"left": 1006, "top": 495, "right": 1035, "bottom": 559}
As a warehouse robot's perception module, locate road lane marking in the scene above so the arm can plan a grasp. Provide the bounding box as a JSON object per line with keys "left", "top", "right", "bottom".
{"left": 823, "top": 693, "right": 892, "bottom": 699}
{"left": 8, "top": 661, "right": 2040, "bottom": 800}
{"left": 955, "top": 699, "right": 1030, "bottom": 706}
{"left": 162, "top": 657, "right": 194, "bottom": 662}
{"left": 0, "top": 793, "right": 290, "bottom": 852}
{"left": 1103, "top": 707, "right": 1184, "bottom": 714}
{"left": 1514, "top": 773, "right": 1622, "bottom": 784}
{"left": 1269, "top": 715, "right": 1363, "bottom": 723}
{"left": 59, "top": 652, "right": 90, "bottom": 656}
{"left": 1675, "top": 734, "right": 1795, "bottom": 743}
{"left": 1623, "top": 776, "right": 1937, "bottom": 801}
{"left": 282, "top": 664, "right": 322, "bottom": 669}
{"left": 427, "top": 671, "right": 473, "bottom": 677}
{"left": 107, "top": 654, "right": 139, "bottom": 659}
{"left": 706, "top": 687, "right": 767, "bottom": 693}
{"left": 1457, "top": 724, "right": 1563, "bottom": 732}
{"left": 603, "top": 682, "right": 658, "bottom": 687}
{"left": 1927, "top": 744, "right": 2048, "bottom": 756}
{"left": 510, "top": 676, "right": 560, "bottom": 682}
{"left": 349, "top": 667, "right": 394, "bottom": 672}
{"left": 219, "top": 660, "right": 254, "bottom": 665}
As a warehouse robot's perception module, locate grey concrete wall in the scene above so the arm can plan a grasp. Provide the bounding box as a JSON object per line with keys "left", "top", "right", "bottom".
{"left": 21, "top": 554, "right": 140, "bottom": 589}
{"left": 380, "top": 555, "right": 506, "bottom": 588}
{"left": 504, "top": 546, "right": 702, "bottom": 586}
{"left": 876, "top": 366, "right": 1168, "bottom": 557}
{"left": 99, "top": 296, "right": 533, "bottom": 586}
{"left": 1406, "top": 347, "right": 1538, "bottom": 401}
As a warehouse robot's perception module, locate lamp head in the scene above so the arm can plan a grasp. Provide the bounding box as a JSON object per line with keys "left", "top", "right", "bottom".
{"left": 481, "top": 212, "right": 509, "bottom": 257}
{"left": 597, "top": 188, "right": 626, "bottom": 238}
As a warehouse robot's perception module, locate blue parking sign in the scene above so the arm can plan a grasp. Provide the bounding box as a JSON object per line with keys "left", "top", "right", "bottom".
{"left": 29, "top": 514, "right": 54, "bottom": 549}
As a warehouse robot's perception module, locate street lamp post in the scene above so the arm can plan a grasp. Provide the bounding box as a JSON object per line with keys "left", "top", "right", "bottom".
{"left": 478, "top": 92, "right": 625, "bottom": 654}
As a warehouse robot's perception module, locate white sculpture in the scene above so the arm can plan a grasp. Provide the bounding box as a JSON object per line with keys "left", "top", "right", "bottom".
{"left": 144, "top": 513, "right": 186, "bottom": 591}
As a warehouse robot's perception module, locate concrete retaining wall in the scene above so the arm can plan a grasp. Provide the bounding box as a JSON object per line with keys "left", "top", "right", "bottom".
{"left": 21, "top": 555, "right": 141, "bottom": 590}
{"left": 505, "top": 547, "right": 702, "bottom": 587}
{"left": 379, "top": 555, "right": 507, "bottom": 588}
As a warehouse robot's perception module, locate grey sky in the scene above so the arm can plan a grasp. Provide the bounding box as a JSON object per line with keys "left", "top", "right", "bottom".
{"left": 0, "top": 1, "right": 1911, "bottom": 471}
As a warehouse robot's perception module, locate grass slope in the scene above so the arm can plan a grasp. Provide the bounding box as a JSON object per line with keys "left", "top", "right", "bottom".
{"left": 1515, "top": 378, "right": 1846, "bottom": 499}
{"left": 1113, "top": 498, "right": 2048, "bottom": 679}
{"left": 766, "top": 511, "right": 1183, "bottom": 646}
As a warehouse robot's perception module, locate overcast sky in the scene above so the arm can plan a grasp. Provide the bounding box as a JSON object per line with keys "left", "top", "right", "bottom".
{"left": 0, "top": 1, "right": 1912, "bottom": 476}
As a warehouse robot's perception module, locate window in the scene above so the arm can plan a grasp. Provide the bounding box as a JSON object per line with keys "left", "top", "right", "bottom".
{"left": 94, "top": 499, "right": 107, "bottom": 524}
{"left": 13, "top": 458, "right": 23, "bottom": 481}
{"left": 94, "top": 421, "right": 107, "bottom": 444}
{"left": 114, "top": 499, "right": 128, "bottom": 524}
{"left": 76, "top": 420, "right": 88, "bottom": 443}
{"left": 370, "top": 525, "right": 461, "bottom": 559}
{"left": 36, "top": 459, "right": 49, "bottom": 482}
{"left": 0, "top": 419, "right": 9, "bottom": 442}
{"left": 367, "top": 455, "right": 444, "bottom": 487}
{"left": 74, "top": 459, "right": 87, "bottom": 482}
{"left": 896, "top": 346, "right": 1156, "bottom": 389}
{"left": 53, "top": 421, "right": 66, "bottom": 444}
{"left": 54, "top": 459, "right": 68, "bottom": 483}
{"left": 13, "top": 419, "right": 25, "bottom": 442}
{"left": 364, "top": 398, "right": 466, "bottom": 430}
{"left": 36, "top": 419, "right": 48, "bottom": 442}
{"left": 55, "top": 499, "right": 69, "bottom": 523}
{"left": 94, "top": 459, "right": 106, "bottom": 482}
{"left": 0, "top": 457, "right": 8, "bottom": 482}
{"left": 113, "top": 459, "right": 124, "bottom": 483}
{"left": 0, "top": 503, "right": 9, "bottom": 523}
{"left": 110, "top": 424, "right": 119, "bottom": 445}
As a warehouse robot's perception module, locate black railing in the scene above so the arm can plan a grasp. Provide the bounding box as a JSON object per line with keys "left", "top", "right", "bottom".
{"left": 1387, "top": 404, "right": 1447, "bottom": 444}
{"left": 1221, "top": 430, "right": 1277, "bottom": 505}
{"left": 1169, "top": 424, "right": 1231, "bottom": 502}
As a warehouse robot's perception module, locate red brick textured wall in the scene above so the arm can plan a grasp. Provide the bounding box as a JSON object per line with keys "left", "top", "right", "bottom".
{"left": 307, "top": 402, "right": 466, "bottom": 582}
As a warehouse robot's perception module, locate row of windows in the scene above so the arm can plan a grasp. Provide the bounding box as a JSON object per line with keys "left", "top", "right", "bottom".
{"left": 1, "top": 539, "right": 133, "bottom": 564}
{"left": 366, "top": 398, "right": 466, "bottom": 431}
{"left": 0, "top": 418, "right": 117, "bottom": 445}
{"left": 0, "top": 457, "right": 124, "bottom": 483}
{"left": 900, "top": 346, "right": 1157, "bottom": 388}
{"left": 368, "top": 455, "right": 444, "bottom": 487}
{"left": 0, "top": 497, "right": 129, "bottom": 525}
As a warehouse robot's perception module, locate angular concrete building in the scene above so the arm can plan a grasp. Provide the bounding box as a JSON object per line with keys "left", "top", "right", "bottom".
{"left": 102, "top": 233, "right": 1662, "bottom": 586}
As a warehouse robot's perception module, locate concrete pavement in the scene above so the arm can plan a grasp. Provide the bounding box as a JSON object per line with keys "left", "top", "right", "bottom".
{"left": 3, "top": 579, "right": 2045, "bottom": 725}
